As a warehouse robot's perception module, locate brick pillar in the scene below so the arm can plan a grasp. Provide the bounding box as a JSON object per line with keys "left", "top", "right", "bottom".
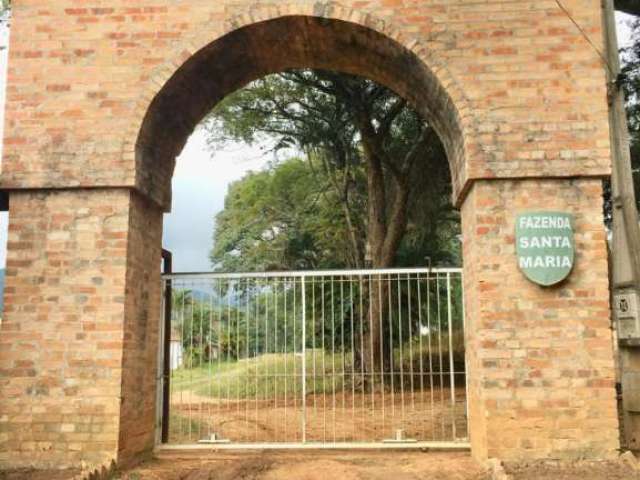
{"left": 0, "top": 189, "right": 163, "bottom": 469}
{"left": 117, "top": 192, "right": 163, "bottom": 466}
{"left": 462, "top": 178, "right": 619, "bottom": 462}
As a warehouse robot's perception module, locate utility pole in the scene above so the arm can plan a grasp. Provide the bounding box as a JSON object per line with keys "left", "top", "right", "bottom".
{"left": 603, "top": 0, "right": 640, "bottom": 451}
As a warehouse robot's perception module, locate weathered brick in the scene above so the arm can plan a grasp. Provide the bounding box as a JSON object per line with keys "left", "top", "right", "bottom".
{"left": 462, "top": 179, "right": 619, "bottom": 463}
{"left": 0, "top": 0, "right": 619, "bottom": 471}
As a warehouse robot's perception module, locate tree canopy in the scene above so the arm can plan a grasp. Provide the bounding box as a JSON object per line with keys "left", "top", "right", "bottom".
{"left": 207, "top": 70, "right": 460, "bottom": 273}
{"left": 211, "top": 155, "right": 459, "bottom": 272}
{"left": 621, "top": 18, "right": 640, "bottom": 212}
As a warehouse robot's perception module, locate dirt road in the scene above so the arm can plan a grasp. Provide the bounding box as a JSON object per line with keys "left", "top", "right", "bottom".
{"left": 120, "top": 451, "right": 488, "bottom": 480}
{"left": 116, "top": 451, "right": 640, "bottom": 480}
{"left": 170, "top": 390, "right": 468, "bottom": 443}
{"left": 3, "top": 452, "right": 640, "bottom": 479}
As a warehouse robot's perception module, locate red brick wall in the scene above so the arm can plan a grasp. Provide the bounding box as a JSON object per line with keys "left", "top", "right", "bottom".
{"left": 117, "top": 193, "right": 163, "bottom": 466}
{"left": 0, "top": 0, "right": 620, "bottom": 469}
{"left": 1, "top": 0, "right": 611, "bottom": 204}
{"left": 462, "top": 178, "right": 619, "bottom": 461}
{"left": 0, "top": 190, "right": 131, "bottom": 468}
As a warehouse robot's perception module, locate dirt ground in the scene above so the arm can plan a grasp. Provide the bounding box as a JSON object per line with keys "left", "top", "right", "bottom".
{"left": 118, "top": 451, "right": 488, "bottom": 480}
{"left": 114, "top": 451, "right": 640, "bottom": 480}
{"left": 170, "top": 390, "right": 468, "bottom": 443}
{"left": 3, "top": 452, "right": 640, "bottom": 479}
{"left": 505, "top": 460, "right": 640, "bottom": 480}
{"left": 0, "top": 469, "right": 80, "bottom": 480}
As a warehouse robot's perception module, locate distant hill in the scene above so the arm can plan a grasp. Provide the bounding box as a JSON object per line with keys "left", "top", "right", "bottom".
{"left": 0, "top": 268, "right": 4, "bottom": 313}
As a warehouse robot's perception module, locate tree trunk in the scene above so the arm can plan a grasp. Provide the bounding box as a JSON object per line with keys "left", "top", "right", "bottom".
{"left": 360, "top": 275, "right": 391, "bottom": 389}
{"left": 353, "top": 111, "right": 417, "bottom": 389}
{"left": 340, "top": 192, "right": 364, "bottom": 269}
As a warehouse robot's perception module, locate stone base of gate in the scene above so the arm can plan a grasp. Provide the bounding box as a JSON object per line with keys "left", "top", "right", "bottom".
{"left": 461, "top": 178, "right": 620, "bottom": 462}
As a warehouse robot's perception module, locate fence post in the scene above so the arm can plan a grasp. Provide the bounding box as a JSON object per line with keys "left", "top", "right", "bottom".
{"left": 161, "top": 249, "right": 173, "bottom": 444}
{"left": 301, "top": 277, "right": 307, "bottom": 443}
{"left": 446, "top": 272, "right": 456, "bottom": 441}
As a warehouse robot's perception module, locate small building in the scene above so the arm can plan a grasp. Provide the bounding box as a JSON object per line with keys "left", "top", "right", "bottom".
{"left": 170, "top": 328, "right": 183, "bottom": 371}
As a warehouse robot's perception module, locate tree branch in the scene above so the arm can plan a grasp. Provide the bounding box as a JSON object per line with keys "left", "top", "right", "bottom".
{"left": 401, "top": 126, "right": 439, "bottom": 176}
{"left": 309, "top": 150, "right": 364, "bottom": 267}
{"left": 379, "top": 174, "right": 410, "bottom": 267}
{"left": 283, "top": 70, "right": 338, "bottom": 97}
{"left": 377, "top": 98, "right": 407, "bottom": 139}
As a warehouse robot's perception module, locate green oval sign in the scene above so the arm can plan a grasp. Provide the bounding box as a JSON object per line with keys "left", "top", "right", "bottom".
{"left": 516, "top": 212, "right": 575, "bottom": 287}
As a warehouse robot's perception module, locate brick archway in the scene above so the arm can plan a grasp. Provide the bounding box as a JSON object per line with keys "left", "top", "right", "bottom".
{"left": 130, "top": 8, "right": 478, "bottom": 210}
{"left": 0, "top": 0, "right": 620, "bottom": 472}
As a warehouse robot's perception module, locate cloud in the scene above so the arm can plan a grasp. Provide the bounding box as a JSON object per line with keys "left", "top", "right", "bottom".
{"left": 617, "top": 12, "right": 635, "bottom": 48}
{"left": 162, "top": 129, "right": 270, "bottom": 272}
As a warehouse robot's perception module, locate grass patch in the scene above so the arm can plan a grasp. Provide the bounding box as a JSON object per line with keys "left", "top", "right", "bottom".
{"left": 172, "top": 338, "right": 466, "bottom": 399}
{"left": 172, "top": 350, "right": 349, "bottom": 398}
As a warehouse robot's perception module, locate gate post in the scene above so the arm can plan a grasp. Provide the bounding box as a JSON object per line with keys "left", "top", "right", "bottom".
{"left": 461, "top": 178, "right": 620, "bottom": 462}
{"left": 160, "top": 250, "right": 173, "bottom": 444}
{"left": 301, "top": 277, "right": 307, "bottom": 443}
{"left": 0, "top": 189, "right": 164, "bottom": 469}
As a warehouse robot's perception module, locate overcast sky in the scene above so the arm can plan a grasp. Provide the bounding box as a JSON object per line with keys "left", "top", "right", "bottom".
{"left": 0, "top": 13, "right": 636, "bottom": 272}
{"left": 163, "top": 133, "right": 270, "bottom": 271}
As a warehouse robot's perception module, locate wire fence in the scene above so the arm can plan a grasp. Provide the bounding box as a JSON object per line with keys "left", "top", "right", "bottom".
{"left": 159, "top": 268, "right": 468, "bottom": 446}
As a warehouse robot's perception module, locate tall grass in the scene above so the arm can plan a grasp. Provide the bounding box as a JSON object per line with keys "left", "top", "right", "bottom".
{"left": 172, "top": 335, "right": 465, "bottom": 399}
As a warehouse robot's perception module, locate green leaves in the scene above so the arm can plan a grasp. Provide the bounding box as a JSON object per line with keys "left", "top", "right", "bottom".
{"left": 0, "top": 0, "right": 9, "bottom": 24}
{"left": 207, "top": 70, "right": 460, "bottom": 271}
{"left": 210, "top": 157, "right": 353, "bottom": 271}
{"left": 621, "top": 20, "right": 640, "bottom": 214}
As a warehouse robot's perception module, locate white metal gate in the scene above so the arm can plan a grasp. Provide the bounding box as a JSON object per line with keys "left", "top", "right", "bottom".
{"left": 158, "top": 268, "right": 468, "bottom": 448}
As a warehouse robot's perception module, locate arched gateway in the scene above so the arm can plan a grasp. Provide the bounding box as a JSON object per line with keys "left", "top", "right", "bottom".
{"left": 0, "top": 0, "right": 619, "bottom": 471}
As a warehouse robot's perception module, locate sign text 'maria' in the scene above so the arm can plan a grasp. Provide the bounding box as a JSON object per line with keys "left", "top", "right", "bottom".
{"left": 519, "top": 256, "right": 572, "bottom": 269}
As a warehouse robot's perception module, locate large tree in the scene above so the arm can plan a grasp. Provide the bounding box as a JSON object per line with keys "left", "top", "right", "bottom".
{"left": 211, "top": 157, "right": 459, "bottom": 272}
{"left": 211, "top": 158, "right": 360, "bottom": 271}
{"left": 207, "top": 70, "right": 450, "bottom": 270}
{"left": 207, "top": 70, "right": 456, "bottom": 373}
{"left": 620, "top": 18, "right": 640, "bottom": 215}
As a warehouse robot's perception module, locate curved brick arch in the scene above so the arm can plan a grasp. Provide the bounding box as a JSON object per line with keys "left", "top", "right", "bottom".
{"left": 0, "top": 1, "right": 623, "bottom": 470}
{"left": 125, "top": 1, "right": 480, "bottom": 209}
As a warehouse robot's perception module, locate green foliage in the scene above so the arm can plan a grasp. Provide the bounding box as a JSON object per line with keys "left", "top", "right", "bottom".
{"left": 174, "top": 274, "right": 463, "bottom": 379}
{"left": 211, "top": 158, "right": 361, "bottom": 271}
{"left": 206, "top": 71, "right": 357, "bottom": 156}
{"left": 211, "top": 155, "right": 458, "bottom": 271}
{"left": 174, "top": 288, "right": 249, "bottom": 363}
{"left": 206, "top": 70, "right": 460, "bottom": 271}
{"left": 617, "top": 18, "right": 640, "bottom": 222}
{"left": 0, "top": 1, "right": 9, "bottom": 27}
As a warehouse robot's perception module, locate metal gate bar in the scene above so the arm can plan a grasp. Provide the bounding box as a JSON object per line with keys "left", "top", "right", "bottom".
{"left": 158, "top": 268, "right": 467, "bottom": 447}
